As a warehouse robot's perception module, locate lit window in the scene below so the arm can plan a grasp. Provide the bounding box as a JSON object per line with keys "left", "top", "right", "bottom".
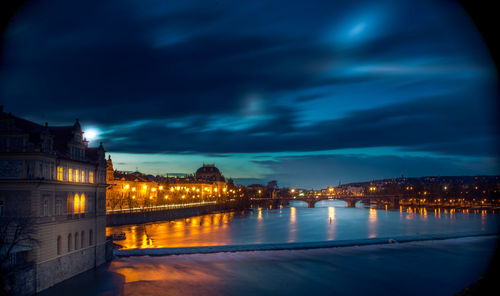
{"left": 74, "top": 194, "right": 80, "bottom": 214}
{"left": 81, "top": 170, "right": 85, "bottom": 183}
{"left": 75, "top": 169, "right": 79, "bottom": 182}
{"left": 89, "top": 172, "right": 94, "bottom": 183}
{"left": 57, "top": 167, "right": 63, "bottom": 181}
{"left": 67, "top": 194, "right": 73, "bottom": 214}
{"left": 68, "top": 168, "right": 73, "bottom": 182}
{"left": 80, "top": 194, "right": 85, "bottom": 213}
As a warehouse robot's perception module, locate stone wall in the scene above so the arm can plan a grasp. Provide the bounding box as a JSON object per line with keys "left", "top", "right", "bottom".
{"left": 5, "top": 265, "right": 35, "bottom": 296}
{"left": 36, "top": 243, "right": 106, "bottom": 292}
{"left": 106, "top": 201, "right": 248, "bottom": 226}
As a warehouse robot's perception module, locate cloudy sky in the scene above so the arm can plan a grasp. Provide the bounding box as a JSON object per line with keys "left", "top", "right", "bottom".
{"left": 1, "top": 0, "right": 498, "bottom": 188}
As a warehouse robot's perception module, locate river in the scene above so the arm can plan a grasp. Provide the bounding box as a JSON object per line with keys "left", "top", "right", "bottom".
{"left": 106, "top": 200, "right": 499, "bottom": 250}
{"left": 41, "top": 201, "right": 500, "bottom": 296}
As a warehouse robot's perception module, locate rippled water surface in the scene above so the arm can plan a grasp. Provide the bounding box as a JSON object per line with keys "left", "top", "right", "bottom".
{"left": 107, "top": 200, "right": 500, "bottom": 249}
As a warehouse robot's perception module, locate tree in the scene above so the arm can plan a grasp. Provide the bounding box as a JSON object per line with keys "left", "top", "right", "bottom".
{"left": 0, "top": 216, "right": 39, "bottom": 295}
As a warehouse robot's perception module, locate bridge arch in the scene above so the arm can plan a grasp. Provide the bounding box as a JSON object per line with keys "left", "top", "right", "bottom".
{"left": 315, "top": 200, "right": 348, "bottom": 208}
{"left": 288, "top": 200, "right": 308, "bottom": 208}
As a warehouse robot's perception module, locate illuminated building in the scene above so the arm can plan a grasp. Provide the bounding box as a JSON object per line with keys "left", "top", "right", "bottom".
{"left": 0, "top": 108, "right": 107, "bottom": 293}
{"left": 106, "top": 161, "right": 229, "bottom": 211}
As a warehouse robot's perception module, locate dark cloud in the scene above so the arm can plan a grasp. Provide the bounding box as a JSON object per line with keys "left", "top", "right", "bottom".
{"left": 253, "top": 154, "right": 500, "bottom": 188}
{"left": 0, "top": 0, "right": 498, "bottom": 185}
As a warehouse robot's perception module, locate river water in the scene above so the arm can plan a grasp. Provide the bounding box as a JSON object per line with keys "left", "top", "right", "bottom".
{"left": 107, "top": 200, "right": 499, "bottom": 249}
{"left": 42, "top": 202, "right": 500, "bottom": 296}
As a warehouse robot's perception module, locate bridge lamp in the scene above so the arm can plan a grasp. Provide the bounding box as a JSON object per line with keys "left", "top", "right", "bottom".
{"left": 291, "top": 189, "right": 295, "bottom": 193}
{"left": 132, "top": 187, "right": 136, "bottom": 192}
{"left": 124, "top": 184, "right": 130, "bottom": 190}
{"left": 159, "top": 186, "right": 163, "bottom": 190}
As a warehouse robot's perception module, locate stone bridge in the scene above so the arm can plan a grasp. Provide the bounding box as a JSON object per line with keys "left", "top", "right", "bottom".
{"left": 282, "top": 195, "right": 402, "bottom": 208}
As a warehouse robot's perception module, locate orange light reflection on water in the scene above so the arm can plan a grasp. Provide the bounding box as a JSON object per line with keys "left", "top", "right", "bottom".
{"left": 109, "top": 212, "right": 236, "bottom": 249}
{"left": 368, "top": 208, "right": 377, "bottom": 238}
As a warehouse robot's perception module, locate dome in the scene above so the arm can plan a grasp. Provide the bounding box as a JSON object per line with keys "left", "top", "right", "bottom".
{"left": 195, "top": 164, "right": 225, "bottom": 182}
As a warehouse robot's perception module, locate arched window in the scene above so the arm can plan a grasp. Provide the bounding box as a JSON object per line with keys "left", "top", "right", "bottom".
{"left": 67, "top": 194, "right": 73, "bottom": 214}
{"left": 81, "top": 231, "right": 85, "bottom": 248}
{"left": 80, "top": 194, "right": 86, "bottom": 214}
{"left": 89, "top": 229, "right": 93, "bottom": 246}
{"left": 74, "top": 194, "right": 80, "bottom": 214}
{"left": 67, "top": 233, "right": 72, "bottom": 252}
{"left": 57, "top": 236, "right": 62, "bottom": 255}
{"left": 74, "top": 232, "right": 78, "bottom": 250}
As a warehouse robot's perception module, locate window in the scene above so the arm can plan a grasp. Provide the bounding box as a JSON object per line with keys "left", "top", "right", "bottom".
{"left": 55, "top": 200, "right": 62, "bottom": 215}
{"left": 80, "top": 194, "right": 86, "bottom": 214}
{"left": 81, "top": 170, "right": 85, "bottom": 183}
{"left": 57, "top": 236, "right": 62, "bottom": 255}
{"left": 74, "top": 194, "right": 80, "bottom": 214}
{"left": 68, "top": 234, "right": 72, "bottom": 252}
{"left": 67, "top": 194, "right": 73, "bottom": 214}
{"left": 89, "top": 172, "right": 94, "bottom": 184}
{"left": 74, "top": 232, "right": 78, "bottom": 250}
{"left": 68, "top": 168, "right": 73, "bottom": 182}
{"left": 0, "top": 200, "right": 4, "bottom": 216}
{"left": 81, "top": 231, "right": 85, "bottom": 248}
{"left": 43, "top": 199, "right": 48, "bottom": 217}
{"left": 89, "top": 229, "right": 93, "bottom": 246}
{"left": 75, "top": 169, "right": 79, "bottom": 182}
{"left": 57, "top": 167, "right": 63, "bottom": 181}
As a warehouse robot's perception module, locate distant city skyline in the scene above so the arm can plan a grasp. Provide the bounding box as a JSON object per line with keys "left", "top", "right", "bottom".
{"left": 1, "top": 0, "right": 499, "bottom": 189}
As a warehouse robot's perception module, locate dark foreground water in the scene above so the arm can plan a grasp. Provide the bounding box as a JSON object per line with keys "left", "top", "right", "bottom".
{"left": 42, "top": 236, "right": 499, "bottom": 296}
{"left": 42, "top": 203, "right": 500, "bottom": 295}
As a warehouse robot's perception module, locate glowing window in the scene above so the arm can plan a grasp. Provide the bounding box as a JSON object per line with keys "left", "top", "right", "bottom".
{"left": 89, "top": 172, "right": 94, "bottom": 184}
{"left": 75, "top": 170, "right": 79, "bottom": 182}
{"left": 81, "top": 170, "right": 85, "bottom": 183}
{"left": 80, "top": 194, "right": 85, "bottom": 213}
{"left": 57, "top": 167, "right": 63, "bottom": 181}
{"left": 68, "top": 168, "right": 73, "bottom": 182}
{"left": 74, "top": 194, "right": 80, "bottom": 214}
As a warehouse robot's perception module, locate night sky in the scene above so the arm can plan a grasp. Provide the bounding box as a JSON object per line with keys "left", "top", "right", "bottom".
{"left": 1, "top": 0, "right": 498, "bottom": 188}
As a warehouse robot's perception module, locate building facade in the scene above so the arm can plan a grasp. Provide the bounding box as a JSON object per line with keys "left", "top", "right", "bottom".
{"left": 106, "top": 160, "right": 232, "bottom": 212}
{"left": 0, "top": 108, "right": 107, "bottom": 293}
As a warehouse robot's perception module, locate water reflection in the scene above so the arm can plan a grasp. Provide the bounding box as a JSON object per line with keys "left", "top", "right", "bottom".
{"left": 328, "top": 207, "right": 335, "bottom": 221}
{"left": 289, "top": 207, "right": 297, "bottom": 242}
{"left": 106, "top": 206, "right": 500, "bottom": 249}
{"left": 368, "top": 208, "right": 377, "bottom": 238}
{"left": 327, "top": 207, "right": 335, "bottom": 240}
